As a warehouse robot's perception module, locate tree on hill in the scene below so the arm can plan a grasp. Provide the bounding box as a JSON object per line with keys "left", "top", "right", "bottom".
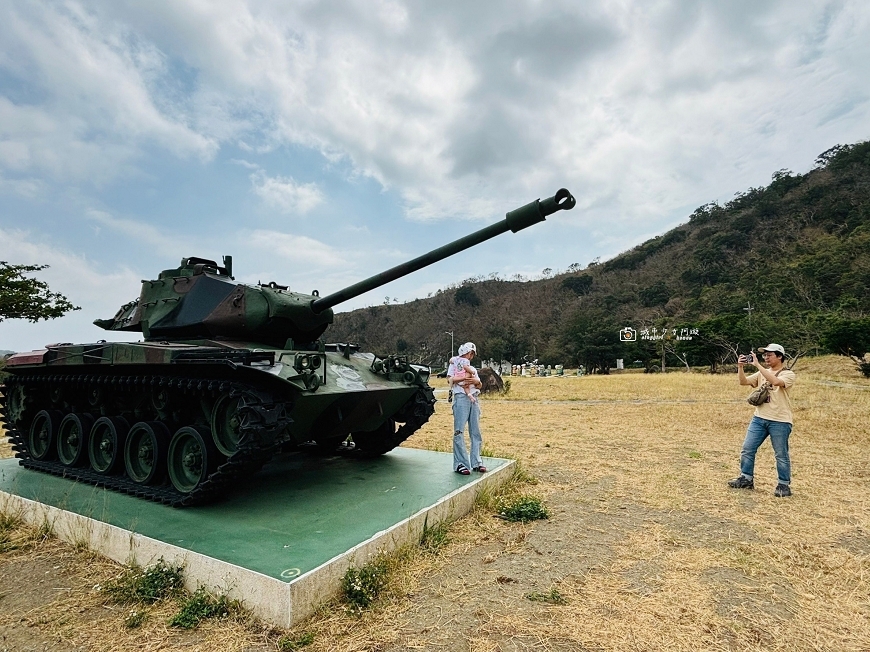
{"left": 0, "top": 262, "right": 79, "bottom": 322}
{"left": 822, "top": 317, "right": 870, "bottom": 377}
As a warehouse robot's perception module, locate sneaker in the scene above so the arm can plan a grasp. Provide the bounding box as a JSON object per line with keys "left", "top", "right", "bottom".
{"left": 727, "top": 475, "right": 754, "bottom": 489}
{"left": 774, "top": 483, "right": 792, "bottom": 497}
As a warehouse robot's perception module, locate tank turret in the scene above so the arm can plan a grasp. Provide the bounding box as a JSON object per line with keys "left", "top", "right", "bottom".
{"left": 95, "top": 189, "right": 576, "bottom": 347}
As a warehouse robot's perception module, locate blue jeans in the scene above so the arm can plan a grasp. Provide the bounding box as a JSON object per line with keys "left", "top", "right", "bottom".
{"left": 740, "top": 416, "right": 792, "bottom": 485}
{"left": 452, "top": 393, "right": 483, "bottom": 471}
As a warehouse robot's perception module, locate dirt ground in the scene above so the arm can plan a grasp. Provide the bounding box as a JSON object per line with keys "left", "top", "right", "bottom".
{"left": 1, "top": 355, "right": 869, "bottom": 651}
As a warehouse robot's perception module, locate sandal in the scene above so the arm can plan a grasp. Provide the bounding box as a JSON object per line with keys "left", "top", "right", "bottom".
{"left": 472, "top": 466, "right": 487, "bottom": 473}
{"left": 455, "top": 464, "right": 471, "bottom": 475}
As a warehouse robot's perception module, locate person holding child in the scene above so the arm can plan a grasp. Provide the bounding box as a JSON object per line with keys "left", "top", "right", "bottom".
{"left": 447, "top": 342, "right": 485, "bottom": 475}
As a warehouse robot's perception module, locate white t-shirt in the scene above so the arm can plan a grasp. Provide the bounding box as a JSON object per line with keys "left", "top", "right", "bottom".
{"left": 448, "top": 357, "right": 480, "bottom": 396}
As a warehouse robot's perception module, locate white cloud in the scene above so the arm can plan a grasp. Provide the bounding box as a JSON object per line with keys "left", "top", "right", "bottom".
{"left": 247, "top": 230, "right": 343, "bottom": 267}
{"left": 85, "top": 209, "right": 168, "bottom": 247}
{"left": 250, "top": 171, "right": 324, "bottom": 214}
{"left": 0, "top": 2, "right": 217, "bottom": 184}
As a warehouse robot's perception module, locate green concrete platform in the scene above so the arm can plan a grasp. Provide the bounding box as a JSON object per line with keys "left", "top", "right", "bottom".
{"left": 0, "top": 449, "right": 513, "bottom": 627}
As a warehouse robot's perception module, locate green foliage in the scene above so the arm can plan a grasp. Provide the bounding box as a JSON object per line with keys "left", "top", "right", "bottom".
{"left": 454, "top": 285, "right": 481, "bottom": 307}
{"left": 639, "top": 281, "right": 670, "bottom": 307}
{"left": 0, "top": 261, "right": 79, "bottom": 322}
{"left": 342, "top": 553, "right": 391, "bottom": 612}
{"left": 102, "top": 559, "right": 184, "bottom": 605}
{"left": 278, "top": 632, "right": 316, "bottom": 650}
{"left": 169, "top": 587, "right": 236, "bottom": 629}
{"left": 822, "top": 317, "right": 870, "bottom": 377}
{"left": 525, "top": 587, "right": 567, "bottom": 605}
{"left": 498, "top": 495, "right": 549, "bottom": 522}
{"left": 560, "top": 274, "right": 593, "bottom": 295}
{"left": 0, "top": 513, "right": 19, "bottom": 553}
{"left": 419, "top": 519, "right": 450, "bottom": 553}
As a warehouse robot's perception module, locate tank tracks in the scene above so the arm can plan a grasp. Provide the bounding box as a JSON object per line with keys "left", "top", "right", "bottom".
{"left": 0, "top": 371, "right": 293, "bottom": 507}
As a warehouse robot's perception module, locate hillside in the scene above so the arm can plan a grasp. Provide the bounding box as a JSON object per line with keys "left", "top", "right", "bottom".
{"left": 330, "top": 141, "right": 870, "bottom": 372}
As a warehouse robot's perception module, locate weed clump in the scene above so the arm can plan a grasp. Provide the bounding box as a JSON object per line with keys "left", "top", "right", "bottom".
{"left": 419, "top": 520, "right": 449, "bottom": 553}
{"left": 102, "top": 558, "right": 184, "bottom": 605}
{"left": 169, "top": 587, "right": 237, "bottom": 629}
{"left": 342, "top": 553, "right": 391, "bottom": 612}
{"left": 525, "top": 587, "right": 566, "bottom": 604}
{"left": 278, "top": 631, "right": 315, "bottom": 650}
{"left": 498, "top": 495, "right": 549, "bottom": 522}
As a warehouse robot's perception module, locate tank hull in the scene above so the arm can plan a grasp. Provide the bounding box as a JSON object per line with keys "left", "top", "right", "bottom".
{"left": 1, "top": 340, "right": 435, "bottom": 506}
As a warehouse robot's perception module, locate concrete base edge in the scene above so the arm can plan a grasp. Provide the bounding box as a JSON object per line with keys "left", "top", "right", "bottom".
{"left": 0, "top": 458, "right": 514, "bottom": 628}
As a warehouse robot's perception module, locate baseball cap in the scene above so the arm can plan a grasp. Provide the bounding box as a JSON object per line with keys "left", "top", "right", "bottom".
{"left": 458, "top": 342, "right": 477, "bottom": 356}
{"left": 757, "top": 343, "right": 785, "bottom": 355}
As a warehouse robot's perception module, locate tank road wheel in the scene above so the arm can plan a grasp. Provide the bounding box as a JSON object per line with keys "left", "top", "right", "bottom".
{"left": 210, "top": 394, "right": 244, "bottom": 456}
{"left": 125, "top": 421, "right": 170, "bottom": 485}
{"left": 57, "top": 413, "right": 95, "bottom": 467}
{"left": 88, "top": 416, "right": 129, "bottom": 474}
{"left": 168, "top": 426, "right": 218, "bottom": 494}
{"left": 352, "top": 418, "right": 400, "bottom": 456}
{"left": 28, "top": 410, "right": 63, "bottom": 461}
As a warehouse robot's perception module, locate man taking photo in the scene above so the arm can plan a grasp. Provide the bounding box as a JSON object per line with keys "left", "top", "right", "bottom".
{"left": 728, "top": 344, "right": 797, "bottom": 497}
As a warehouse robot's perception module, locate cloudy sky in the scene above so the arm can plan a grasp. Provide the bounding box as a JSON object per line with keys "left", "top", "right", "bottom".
{"left": 1, "top": 0, "right": 868, "bottom": 352}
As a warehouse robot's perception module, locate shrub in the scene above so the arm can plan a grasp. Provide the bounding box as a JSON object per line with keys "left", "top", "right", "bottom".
{"left": 102, "top": 558, "right": 184, "bottom": 605}
{"left": 498, "top": 495, "right": 549, "bottom": 522}
{"left": 342, "top": 553, "right": 391, "bottom": 612}
{"left": 169, "top": 587, "right": 236, "bottom": 629}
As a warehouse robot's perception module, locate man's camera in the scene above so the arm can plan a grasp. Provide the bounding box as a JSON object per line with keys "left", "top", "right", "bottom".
{"left": 738, "top": 353, "right": 753, "bottom": 364}
{"left": 619, "top": 327, "right": 636, "bottom": 342}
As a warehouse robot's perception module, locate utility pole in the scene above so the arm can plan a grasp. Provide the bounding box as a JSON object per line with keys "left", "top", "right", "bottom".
{"left": 743, "top": 302, "right": 754, "bottom": 327}
{"left": 445, "top": 331, "right": 454, "bottom": 360}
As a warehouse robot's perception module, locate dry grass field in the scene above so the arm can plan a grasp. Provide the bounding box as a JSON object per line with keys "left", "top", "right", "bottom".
{"left": 1, "top": 355, "right": 869, "bottom": 651}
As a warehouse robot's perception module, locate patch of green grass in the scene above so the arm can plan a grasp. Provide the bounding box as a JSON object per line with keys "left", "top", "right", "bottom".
{"left": 525, "top": 587, "right": 566, "bottom": 604}
{"left": 342, "top": 553, "right": 392, "bottom": 612}
{"left": 278, "top": 631, "right": 315, "bottom": 650}
{"left": 169, "top": 587, "right": 237, "bottom": 629}
{"left": 688, "top": 450, "right": 702, "bottom": 459}
{"left": 102, "top": 558, "right": 184, "bottom": 605}
{"left": 419, "top": 518, "right": 449, "bottom": 553}
{"left": 497, "top": 495, "right": 549, "bottom": 523}
{"left": 0, "top": 512, "right": 20, "bottom": 533}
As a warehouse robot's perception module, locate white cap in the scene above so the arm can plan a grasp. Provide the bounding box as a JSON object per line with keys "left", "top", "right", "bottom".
{"left": 458, "top": 342, "right": 477, "bottom": 356}
{"left": 758, "top": 343, "right": 785, "bottom": 355}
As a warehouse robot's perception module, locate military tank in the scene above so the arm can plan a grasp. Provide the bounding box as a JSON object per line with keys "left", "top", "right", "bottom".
{"left": 1, "top": 189, "right": 576, "bottom": 506}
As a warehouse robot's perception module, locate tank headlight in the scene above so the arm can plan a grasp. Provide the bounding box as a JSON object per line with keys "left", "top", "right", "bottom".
{"left": 294, "top": 354, "right": 310, "bottom": 372}
{"left": 310, "top": 356, "right": 322, "bottom": 370}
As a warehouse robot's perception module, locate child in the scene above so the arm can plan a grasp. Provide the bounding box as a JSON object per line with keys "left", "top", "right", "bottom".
{"left": 449, "top": 355, "right": 480, "bottom": 403}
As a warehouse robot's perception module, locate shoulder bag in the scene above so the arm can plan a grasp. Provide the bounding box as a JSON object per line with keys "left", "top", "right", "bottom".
{"left": 747, "top": 370, "right": 782, "bottom": 406}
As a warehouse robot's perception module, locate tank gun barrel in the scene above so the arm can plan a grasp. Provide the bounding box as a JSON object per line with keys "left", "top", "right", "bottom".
{"left": 311, "top": 188, "right": 576, "bottom": 314}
